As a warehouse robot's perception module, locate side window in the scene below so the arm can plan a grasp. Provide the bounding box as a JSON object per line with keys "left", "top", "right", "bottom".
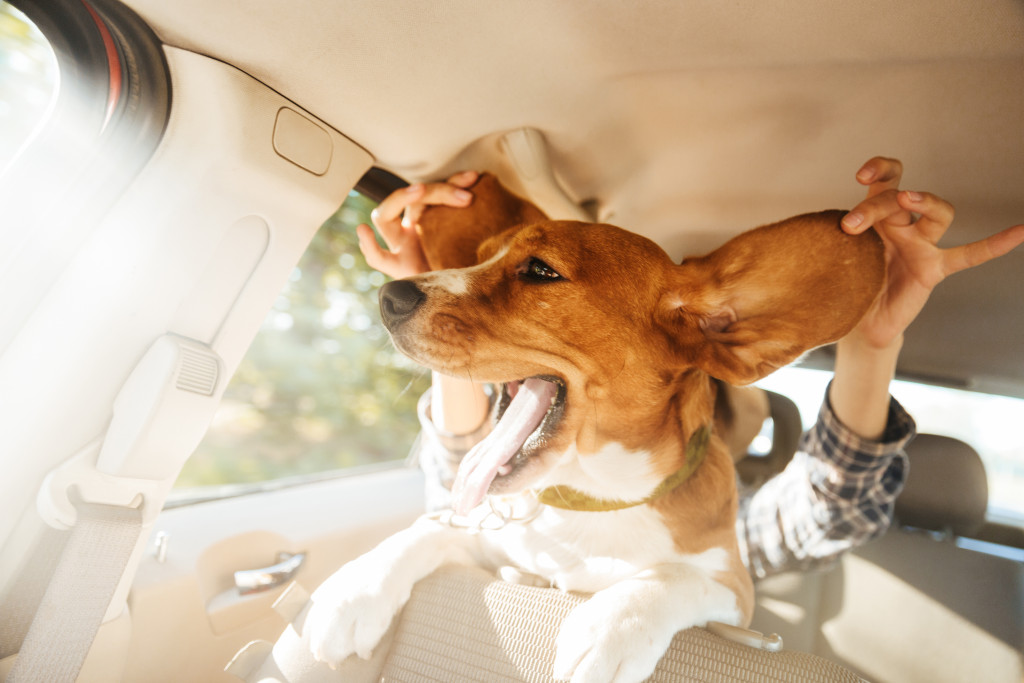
{"left": 174, "top": 191, "right": 430, "bottom": 490}
{"left": 0, "top": 3, "right": 58, "bottom": 169}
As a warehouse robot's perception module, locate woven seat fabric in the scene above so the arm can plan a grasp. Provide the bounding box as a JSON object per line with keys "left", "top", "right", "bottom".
{"left": 380, "top": 565, "right": 865, "bottom": 683}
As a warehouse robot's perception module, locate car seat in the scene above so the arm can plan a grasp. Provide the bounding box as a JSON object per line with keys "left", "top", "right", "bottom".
{"left": 752, "top": 433, "right": 1024, "bottom": 683}
{"left": 228, "top": 563, "right": 868, "bottom": 682}
{"left": 227, "top": 388, "right": 866, "bottom": 682}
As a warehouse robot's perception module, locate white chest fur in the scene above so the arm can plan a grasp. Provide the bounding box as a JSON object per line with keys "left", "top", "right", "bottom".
{"left": 307, "top": 470, "right": 741, "bottom": 676}
{"left": 478, "top": 498, "right": 729, "bottom": 594}
{"left": 539, "top": 441, "right": 667, "bottom": 502}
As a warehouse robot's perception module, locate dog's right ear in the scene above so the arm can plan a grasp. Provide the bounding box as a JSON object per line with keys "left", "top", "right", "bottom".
{"left": 417, "top": 173, "right": 547, "bottom": 269}
{"left": 656, "top": 211, "right": 885, "bottom": 385}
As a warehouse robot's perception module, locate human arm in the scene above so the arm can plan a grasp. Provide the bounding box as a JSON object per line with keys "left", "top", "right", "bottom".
{"left": 832, "top": 156, "right": 1024, "bottom": 439}
{"left": 739, "top": 157, "right": 1024, "bottom": 578}
{"left": 737, "top": 394, "right": 914, "bottom": 579}
{"left": 430, "top": 371, "right": 490, "bottom": 436}
{"left": 356, "top": 171, "right": 491, "bottom": 437}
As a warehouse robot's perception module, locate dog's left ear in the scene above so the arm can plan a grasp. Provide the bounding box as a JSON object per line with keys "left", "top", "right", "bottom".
{"left": 418, "top": 173, "right": 548, "bottom": 270}
{"left": 657, "top": 210, "right": 886, "bottom": 385}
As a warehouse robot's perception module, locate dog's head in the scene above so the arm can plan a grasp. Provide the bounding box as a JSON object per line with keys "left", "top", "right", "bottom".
{"left": 379, "top": 178, "right": 884, "bottom": 509}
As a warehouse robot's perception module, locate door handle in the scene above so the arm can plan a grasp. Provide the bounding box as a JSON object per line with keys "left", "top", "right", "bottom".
{"left": 234, "top": 551, "right": 306, "bottom": 595}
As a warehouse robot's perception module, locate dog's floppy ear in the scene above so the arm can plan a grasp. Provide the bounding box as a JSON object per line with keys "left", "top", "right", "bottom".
{"left": 417, "top": 173, "right": 548, "bottom": 269}
{"left": 657, "top": 211, "right": 885, "bottom": 385}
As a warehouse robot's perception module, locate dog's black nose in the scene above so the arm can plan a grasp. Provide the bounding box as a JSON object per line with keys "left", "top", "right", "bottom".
{"left": 379, "top": 279, "right": 426, "bottom": 329}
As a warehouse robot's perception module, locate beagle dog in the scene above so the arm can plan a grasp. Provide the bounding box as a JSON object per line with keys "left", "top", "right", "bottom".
{"left": 307, "top": 174, "right": 884, "bottom": 682}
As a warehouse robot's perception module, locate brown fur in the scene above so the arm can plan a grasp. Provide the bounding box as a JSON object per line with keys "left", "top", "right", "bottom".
{"left": 419, "top": 173, "right": 547, "bottom": 270}
{"left": 404, "top": 173, "right": 885, "bottom": 626}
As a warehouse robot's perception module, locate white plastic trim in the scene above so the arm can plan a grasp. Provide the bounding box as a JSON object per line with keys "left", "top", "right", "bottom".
{"left": 35, "top": 438, "right": 159, "bottom": 528}
{"left": 96, "top": 334, "right": 222, "bottom": 481}
{"left": 36, "top": 334, "right": 223, "bottom": 529}
{"left": 37, "top": 438, "right": 170, "bottom": 529}
{"left": 499, "top": 128, "right": 592, "bottom": 222}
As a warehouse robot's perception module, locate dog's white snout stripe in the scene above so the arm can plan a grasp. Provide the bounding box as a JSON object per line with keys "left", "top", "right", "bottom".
{"left": 421, "top": 269, "right": 470, "bottom": 295}
{"left": 417, "top": 245, "right": 510, "bottom": 296}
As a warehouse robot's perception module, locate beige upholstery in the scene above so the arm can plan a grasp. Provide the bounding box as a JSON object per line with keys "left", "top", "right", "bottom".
{"left": 752, "top": 433, "right": 1024, "bottom": 683}
{"left": 755, "top": 529, "right": 1024, "bottom": 683}
{"left": 239, "top": 565, "right": 866, "bottom": 682}
{"left": 121, "top": 0, "right": 1024, "bottom": 401}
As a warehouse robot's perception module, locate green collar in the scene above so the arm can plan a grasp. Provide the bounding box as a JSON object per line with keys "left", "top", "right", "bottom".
{"left": 534, "top": 424, "right": 711, "bottom": 512}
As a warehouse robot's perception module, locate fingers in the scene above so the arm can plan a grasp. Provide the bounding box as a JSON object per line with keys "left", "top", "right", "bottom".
{"left": 446, "top": 170, "right": 479, "bottom": 187}
{"left": 401, "top": 180, "right": 475, "bottom": 229}
{"left": 372, "top": 184, "right": 426, "bottom": 249}
{"left": 942, "top": 223, "right": 1024, "bottom": 277}
{"left": 899, "top": 191, "right": 955, "bottom": 244}
{"left": 842, "top": 188, "right": 905, "bottom": 234}
{"left": 357, "top": 171, "right": 480, "bottom": 279}
{"left": 372, "top": 177, "right": 478, "bottom": 243}
{"left": 841, "top": 188, "right": 953, "bottom": 241}
{"left": 846, "top": 157, "right": 913, "bottom": 232}
{"left": 856, "top": 157, "right": 903, "bottom": 196}
{"left": 356, "top": 222, "right": 428, "bottom": 278}
{"left": 355, "top": 222, "right": 393, "bottom": 272}
{"left": 842, "top": 185, "right": 1020, "bottom": 279}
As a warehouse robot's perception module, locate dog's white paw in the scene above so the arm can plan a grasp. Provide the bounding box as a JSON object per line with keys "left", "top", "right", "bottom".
{"left": 553, "top": 589, "right": 675, "bottom": 683}
{"left": 305, "top": 554, "right": 412, "bottom": 667}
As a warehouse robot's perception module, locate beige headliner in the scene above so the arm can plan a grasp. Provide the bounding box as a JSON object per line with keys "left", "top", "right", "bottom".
{"left": 124, "top": 0, "right": 1024, "bottom": 395}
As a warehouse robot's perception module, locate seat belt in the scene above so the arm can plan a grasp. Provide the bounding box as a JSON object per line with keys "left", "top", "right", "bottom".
{"left": 5, "top": 501, "right": 142, "bottom": 683}
{"left": 0, "top": 526, "right": 69, "bottom": 660}
{"left": 6, "top": 334, "right": 222, "bottom": 682}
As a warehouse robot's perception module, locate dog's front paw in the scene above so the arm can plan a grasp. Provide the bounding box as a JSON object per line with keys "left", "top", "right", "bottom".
{"left": 305, "top": 555, "right": 411, "bottom": 667}
{"left": 553, "top": 588, "right": 676, "bottom": 683}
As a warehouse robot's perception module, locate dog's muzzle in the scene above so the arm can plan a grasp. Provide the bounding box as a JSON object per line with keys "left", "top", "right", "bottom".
{"left": 379, "top": 279, "right": 425, "bottom": 329}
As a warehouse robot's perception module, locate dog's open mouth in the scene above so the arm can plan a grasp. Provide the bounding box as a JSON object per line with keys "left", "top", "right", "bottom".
{"left": 450, "top": 376, "right": 566, "bottom": 514}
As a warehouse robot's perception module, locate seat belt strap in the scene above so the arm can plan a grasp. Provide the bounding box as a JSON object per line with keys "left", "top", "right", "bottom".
{"left": 0, "top": 526, "right": 69, "bottom": 659}
{"left": 6, "top": 501, "right": 142, "bottom": 683}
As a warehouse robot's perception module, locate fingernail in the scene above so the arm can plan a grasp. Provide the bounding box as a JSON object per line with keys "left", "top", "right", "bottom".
{"left": 856, "top": 167, "right": 876, "bottom": 183}
{"left": 842, "top": 211, "right": 864, "bottom": 229}
{"left": 404, "top": 183, "right": 424, "bottom": 193}
{"left": 454, "top": 189, "right": 472, "bottom": 203}
{"left": 904, "top": 191, "right": 923, "bottom": 202}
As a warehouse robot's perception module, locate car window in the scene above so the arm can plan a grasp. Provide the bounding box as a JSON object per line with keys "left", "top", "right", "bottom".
{"left": 757, "top": 366, "right": 1024, "bottom": 526}
{"left": 0, "top": 2, "right": 57, "bottom": 171}
{"left": 172, "top": 191, "right": 430, "bottom": 495}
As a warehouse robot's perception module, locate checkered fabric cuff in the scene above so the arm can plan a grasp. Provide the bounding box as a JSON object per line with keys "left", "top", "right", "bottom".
{"left": 738, "top": 383, "right": 915, "bottom": 580}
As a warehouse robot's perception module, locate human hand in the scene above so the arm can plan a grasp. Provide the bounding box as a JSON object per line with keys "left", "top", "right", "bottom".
{"left": 839, "top": 156, "right": 1024, "bottom": 350}
{"left": 356, "top": 171, "right": 479, "bottom": 279}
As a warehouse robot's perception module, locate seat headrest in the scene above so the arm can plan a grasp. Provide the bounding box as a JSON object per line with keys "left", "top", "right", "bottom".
{"left": 896, "top": 433, "right": 988, "bottom": 537}
{"left": 733, "top": 389, "right": 802, "bottom": 487}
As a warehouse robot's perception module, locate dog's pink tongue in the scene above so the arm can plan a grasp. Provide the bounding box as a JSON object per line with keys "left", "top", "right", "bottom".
{"left": 451, "top": 378, "right": 558, "bottom": 515}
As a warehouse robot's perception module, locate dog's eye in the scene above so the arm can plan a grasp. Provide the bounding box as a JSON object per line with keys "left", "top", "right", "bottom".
{"left": 519, "top": 258, "right": 563, "bottom": 282}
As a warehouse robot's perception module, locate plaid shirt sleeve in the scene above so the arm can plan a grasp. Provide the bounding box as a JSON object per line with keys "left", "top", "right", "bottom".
{"left": 736, "top": 383, "right": 915, "bottom": 580}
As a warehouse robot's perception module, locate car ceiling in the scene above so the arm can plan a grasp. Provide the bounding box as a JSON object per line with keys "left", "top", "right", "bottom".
{"left": 122, "top": 0, "right": 1024, "bottom": 397}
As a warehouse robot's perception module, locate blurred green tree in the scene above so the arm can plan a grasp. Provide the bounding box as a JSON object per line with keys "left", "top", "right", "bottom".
{"left": 176, "top": 191, "right": 431, "bottom": 488}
